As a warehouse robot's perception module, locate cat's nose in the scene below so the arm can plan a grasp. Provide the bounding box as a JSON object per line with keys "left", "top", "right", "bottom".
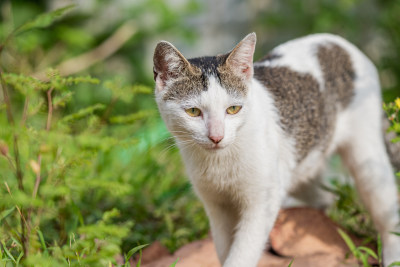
{"left": 209, "top": 135, "right": 223, "bottom": 144}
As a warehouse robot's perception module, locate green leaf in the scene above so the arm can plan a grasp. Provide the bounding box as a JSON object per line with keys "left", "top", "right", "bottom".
{"left": 338, "top": 228, "right": 358, "bottom": 257}
{"left": 388, "top": 262, "right": 400, "bottom": 267}
{"left": 1, "top": 241, "right": 16, "bottom": 263}
{"left": 37, "top": 229, "right": 49, "bottom": 256}
{"left": 131, "top": 85, "right": 153, "bottom": 94}
{"left": 377, "top": 234, "right": 382, "bottom": 266}
{"left": 391, "top": 136, "right": 400, "bottom": 143}
{"left": 287, "top": 258, "right": 294, "bottom": 267}
{"left": 13, "top": 5, "right": 76, "bottom": 36}
{"left": 358, "top": 246, "right": 378, "bottom": 259}
{"left": 136, "top": 249, "right": 143, "bottom": 267}
{"left": 0, "top": 207, "right": 15, "bottom": 224}
{"left": 360, "top": 253, "right": 370, "bottom": 267}
{"left": 169, "top": 258, "right": 179, "bottom": 267}
{"left": 125, "top": 244, "right": 148, "bottom": 263}
{"left": 16, "top": 251, "right": 24, "bottom": 264}
{"left": 60, "top": 103, "right": 105, "bottom": 123}
{"left": 109, "top": 110, "right": 154, "bottom": 124}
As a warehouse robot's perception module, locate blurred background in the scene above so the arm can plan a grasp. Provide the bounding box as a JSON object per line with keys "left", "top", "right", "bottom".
{"left": 0, "top": 0, "right": 399, "bottom": 265}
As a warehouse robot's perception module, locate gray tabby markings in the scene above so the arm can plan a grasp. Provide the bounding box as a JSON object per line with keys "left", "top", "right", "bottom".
{"left": 254, "top": 43, "right": 355, "bottom": 161}
{"left": 157, "top": 51, "right": 248, "bottom": 101}
{"left": 317, "top": 43, "right": 355, "bottom": 108}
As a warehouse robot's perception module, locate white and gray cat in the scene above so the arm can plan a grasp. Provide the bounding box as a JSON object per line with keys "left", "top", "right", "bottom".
{"left": 153, "top": 33, "right": 400, "bottom": 267}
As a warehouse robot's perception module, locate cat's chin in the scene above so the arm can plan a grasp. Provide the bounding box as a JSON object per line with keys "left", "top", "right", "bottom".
{"left": 203, "top": 143, "right": 226, "bottom": 151}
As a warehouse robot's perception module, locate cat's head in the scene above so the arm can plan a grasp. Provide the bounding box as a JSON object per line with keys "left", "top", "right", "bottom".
{"left": 153, "top": 33, "right": 256, "bottom": 151}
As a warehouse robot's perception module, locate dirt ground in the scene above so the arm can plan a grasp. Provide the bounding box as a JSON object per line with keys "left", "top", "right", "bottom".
{"left": 130, "top": 208, "right": 378, "bottom": 267}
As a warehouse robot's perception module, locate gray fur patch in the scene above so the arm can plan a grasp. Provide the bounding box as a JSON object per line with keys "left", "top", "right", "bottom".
{"left": 254, "top": 43, "right": 355, "bottom": 161}
{"left": 317, "top": 43, "right": 355, "bottom": 108}
{"left": 162, "top": 65, "right": 204, "bottom": 101}
{"left": 254, "top": 66, "right": 333, "bottom": 161}
{"left": 217, "top": 59, "right": 248, "bottom": 96}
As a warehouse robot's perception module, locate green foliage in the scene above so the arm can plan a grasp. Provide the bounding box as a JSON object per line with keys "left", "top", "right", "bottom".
{"left": 12, "top": 5, "right": 76, "bottom": 37}
{"left": 338, "top": 228, "right": 378, "bottom": 267}
{"left": 325, "top": 176, "right": 376, "bottom": 239}
{"left": 0, "top": 1, "right": 208, "bottom": 265}
{"left": 384, "top": 98, "right": 400, "bottom": 139}
{"left": 124, "top": 244, "right": 148, "bottom": 266}
{"left": 384, "top": 98, "right": 400, "bottom": 178}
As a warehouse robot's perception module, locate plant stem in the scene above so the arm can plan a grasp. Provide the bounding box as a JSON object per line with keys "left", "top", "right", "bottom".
{"left": 33, "top": 20, "right": 137, "bottom": 81}
{"left": 28, "top": 87, "right": 54, "bottom": 253}
{"left": 46, "top": 88, "right": 54, "bottom": 131}
{"left": 21, "top": 97, "right": 29, "bottom": 126}
{"left": 0, "top": 69, "right": 14, "bottom": 124}
{"left": 32, "top": 88, "right": 53, "bottom": 198}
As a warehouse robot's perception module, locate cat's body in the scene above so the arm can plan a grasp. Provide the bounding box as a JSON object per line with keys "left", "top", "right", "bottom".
{"left": 153, "top": 33, "right": 400, "bottom": 267}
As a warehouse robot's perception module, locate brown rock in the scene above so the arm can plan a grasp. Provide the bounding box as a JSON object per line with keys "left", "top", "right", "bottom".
{"left": 139, "top": 208, "right": 378, "bottom": 267}
{"left": 270, "top": 208, "right": 371, "bottom": 257}
{"left": 143, "top": 241, "right": 171, "bottom": 264}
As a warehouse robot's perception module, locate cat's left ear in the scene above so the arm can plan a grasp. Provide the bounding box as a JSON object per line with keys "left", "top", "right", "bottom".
{"left": 225, "top": 33, "right": 256, "bottom": 80}
{"left": 153, "top": 41, "right": 192, "bottom": 92}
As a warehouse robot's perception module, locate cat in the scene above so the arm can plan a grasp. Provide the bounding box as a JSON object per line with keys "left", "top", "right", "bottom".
{"left": 153, "top": 32, "right": 400, "bottom": 267}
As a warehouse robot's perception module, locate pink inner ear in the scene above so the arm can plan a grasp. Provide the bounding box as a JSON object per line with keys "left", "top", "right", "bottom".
{"left": 227, "top": 35, "right": 256, "bottom": 79}
{"left": 236, "top": 59, "right": 253, "bottom": 79}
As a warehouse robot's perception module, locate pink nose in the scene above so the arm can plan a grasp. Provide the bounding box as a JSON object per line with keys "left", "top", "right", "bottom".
{"left": 209, "top": 135, "right": 223, "bottom": 144}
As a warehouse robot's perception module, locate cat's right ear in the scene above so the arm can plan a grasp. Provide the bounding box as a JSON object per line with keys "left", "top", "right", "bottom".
{"left": 153, "top": 41, "right": 190, "bottom": 92}
{"left": 225, "top": 33, "right": 256, "bottom": 81}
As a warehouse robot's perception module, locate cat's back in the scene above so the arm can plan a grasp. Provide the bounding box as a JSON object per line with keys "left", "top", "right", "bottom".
{"left": 254, "top": 33, "right": 376, "bottom": 92}
{"left": 253, "top": 33, "right": 380, "bottom": 162}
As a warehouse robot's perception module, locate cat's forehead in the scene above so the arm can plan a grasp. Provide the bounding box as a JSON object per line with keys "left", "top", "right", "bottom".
{"left": 188, "top": 55, "right": 228, "bottom": 76}
{"left": 199, "top": 76, "right": 241, "bottom": 107}
{"left": 162, "top": 55, "right": 248, "bottom": 101}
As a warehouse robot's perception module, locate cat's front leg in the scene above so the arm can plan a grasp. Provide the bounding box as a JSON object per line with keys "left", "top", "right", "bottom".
{"left": 223, "top": 189, "right": 281, "bottom": 267}
{"left": 201, "top": 198, "right": 238, "bottom": 263}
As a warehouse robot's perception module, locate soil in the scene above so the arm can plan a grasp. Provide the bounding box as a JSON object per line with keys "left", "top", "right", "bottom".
{"left": 129, "top": 207, "right": 378, "bottom": 267}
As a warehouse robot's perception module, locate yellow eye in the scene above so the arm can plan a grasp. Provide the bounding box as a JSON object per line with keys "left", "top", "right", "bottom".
{"left": 226, "top": 105, "right": 242, "bottom": 115}
{"left": 185, "top": 107, "right": 202, "bottom": 117}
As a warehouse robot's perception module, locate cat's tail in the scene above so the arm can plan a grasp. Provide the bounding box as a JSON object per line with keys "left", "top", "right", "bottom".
{"left": 383, "top": 117, "right": 400, "bottom": 171}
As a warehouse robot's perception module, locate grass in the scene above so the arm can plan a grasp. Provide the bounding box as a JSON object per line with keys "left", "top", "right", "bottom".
{"left": 338, "top": 228, "right": 378, "bottom": 266}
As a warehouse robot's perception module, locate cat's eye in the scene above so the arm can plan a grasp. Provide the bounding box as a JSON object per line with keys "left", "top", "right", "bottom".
{"left": 226, "top": 105, "right": 242, "bottom": 115}
{"left": 185, "top": 107, "right": 202, "bottom": 117}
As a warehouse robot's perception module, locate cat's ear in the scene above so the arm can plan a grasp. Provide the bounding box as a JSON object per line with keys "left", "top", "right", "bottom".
{"left": 225, "top": 33, "right": 256, "bottom": 80}
{"left": 153, "top": 41, "right": 190, "bottom": 91}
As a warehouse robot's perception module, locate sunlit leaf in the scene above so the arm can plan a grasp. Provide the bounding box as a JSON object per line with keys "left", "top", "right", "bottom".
{"left": 13, "top": 5, "right": 76, "bottom": 36}
{"left": 125, "top": 244, "right": 148, "bottom": 262}
{"left": 0, "top": 206, "right": 15, "bottom": 224}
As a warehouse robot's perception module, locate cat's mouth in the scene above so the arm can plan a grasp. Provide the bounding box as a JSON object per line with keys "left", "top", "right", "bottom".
{"left": 205, "top": 143, "right": 225, "bottom": 151}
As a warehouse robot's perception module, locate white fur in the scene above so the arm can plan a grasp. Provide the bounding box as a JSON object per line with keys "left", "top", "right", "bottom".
{"left": 155, "top": 33, "right": 400, "bottom": 266}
